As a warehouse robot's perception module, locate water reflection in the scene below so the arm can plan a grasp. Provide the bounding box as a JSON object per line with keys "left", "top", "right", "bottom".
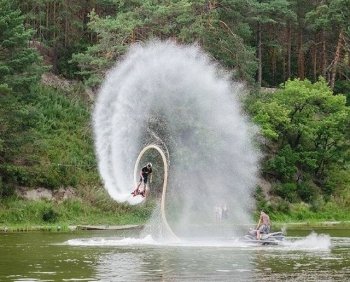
{"left": 0, "top": 232, "right": 97, "bottom": 281}
{"left": 0, "top": 229, "right": 350, "bottom": 281}
{"left": 95, "top": 246, "right": 254, "bottom": 281}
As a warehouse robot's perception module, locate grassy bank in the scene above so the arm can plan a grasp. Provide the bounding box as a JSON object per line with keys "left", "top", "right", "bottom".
{"left": 0, "top": 193, "right": 154, "bottom": 231}
{"left": 269, "top": 202, "right": 350, "bottom": 222}
{"left": 0, "top": 83, "right": 98, "bottom": 195}
{"left": 2, "top": 195, "right": 350, "bottom": 232}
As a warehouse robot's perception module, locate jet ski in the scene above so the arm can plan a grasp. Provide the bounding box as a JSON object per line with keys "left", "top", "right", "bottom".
{"left": 243, "top": 229, "right": 285, "bottom": 245}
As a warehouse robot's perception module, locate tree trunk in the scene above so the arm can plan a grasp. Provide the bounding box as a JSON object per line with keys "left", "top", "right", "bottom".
{"left": 38, "top": 4, "right": 42, "bottom": 40}
{"left": 272, "top": 48, "right": 276, "bottom": 84}
{"left": 330, "top": 29, "right": 344, "bottom": 89}
{"left": 312, "top": 42, "right": 317, "bottom": 81}
{"left": 297, "top": 29, "right": 305, "bottom": 79}
{"left": 287, "top": 23, "right": 292, "bottom": 79}
{"left": 321, "top": 30, "right": 327, "bottom": 77}
{"left": 64, "top": 0, "right": 68, "bottom": 47}
{"left": 52, "top": 1, "right": 58, "bottom": 73}
{"left": 282, "top": 56, "right": 286, "bottom": 82}
{"left": 257, "top": 23, "right": 262, "bottom": 87}
{"left": 53, "top": 2, "right": 56, "bottom": 41}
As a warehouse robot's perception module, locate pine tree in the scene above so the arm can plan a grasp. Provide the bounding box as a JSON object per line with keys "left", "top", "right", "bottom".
{"left": 0, "top": 0, "right": 44, "bottom": 93}
{"left": 72, "top": 0, "right": 258, "bottom": 87}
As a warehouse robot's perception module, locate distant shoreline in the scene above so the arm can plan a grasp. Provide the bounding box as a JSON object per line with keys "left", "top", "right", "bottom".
{"left": 0, "top": 224, "right": 144, "bottom": 233}
{"left": 1, "top": 221, "right": 350, "bottom": 233}
{"left": 274, "top": 221, "right": 350, "bottom": 229}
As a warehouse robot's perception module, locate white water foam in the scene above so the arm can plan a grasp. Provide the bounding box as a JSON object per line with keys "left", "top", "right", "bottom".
{"left": 65, "top": 235, "right": 263, "bottom": 248}
{"left": 67, "top": 235, "right": 159, "bottom": 246}
{"left": 280, "top": 232, "right": 331, "bottom": 251}
{"left": 65, "top": 232, "right": 333, "bottom": 251}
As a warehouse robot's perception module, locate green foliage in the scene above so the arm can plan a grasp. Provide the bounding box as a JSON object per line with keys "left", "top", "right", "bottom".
{"left": 42, "top": 207, "right": 59, "bottom": 223}
{"left": 0, "top": 178, "right": 15, "bottom": 198}
{"left": 334, "top": 80, "right": 350, "bottom": 106}
{"left": 0, "top": 84, "right": 98, "bottom": 191}
{"left": 0, "top": 0, "right": 44, "bottom": 92}
{"left": 297, "top": 181, "right": 318, "bottom": 203}
{"left": 72, "top": 1, "right": 257, "bottom": 87}
{"left": 265, "top": 145, "right": 298, "bottom": 180}
{"left": 272, "top": 182, "right": 298, "bottom": 202}
{"left": 254, "top": 186, "right": 271, "bottom": 213}
{"left": 272, "top": 198, "right": 290, "bottom": 214}
{"left": 0, "top": 194, "right": 154, "bottom": 226}
{"left": 324, "top": 167, "right": 350, "bottom": 206}
{"left": 56, "top": 43, "right": 89, "bottom": 79}
{"left": 11, "top": 0, "right": 350, "bottom": 89}
{"left": 271, "top": 200, "right": 350, "bottom": 222}
{"left": 307, "top": 0, "right": 350, "bottom": 31}
{"left": 14, "top": 0, "right": 104, "bottom": 79}
{"left": 252, "top": 100, "right": 290, "bottom": 140}
{"left": 271, "top": 181, "right": 319, "bottom": 204}
{"left": 249, "top": 78, "right": 350, "bottom": 207}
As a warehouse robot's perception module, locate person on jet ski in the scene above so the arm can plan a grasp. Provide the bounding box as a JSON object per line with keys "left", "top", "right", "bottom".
{"left": 256, "top": 211, "right": 271, "bottom": 240}
{"left": 131, "top": 162, "right": 153, "bottom": 197}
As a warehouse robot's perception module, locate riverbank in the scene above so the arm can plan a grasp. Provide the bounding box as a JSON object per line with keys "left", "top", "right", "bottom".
{"left": 0, "top": 196, "right": 153, "bottom": 232}
{"left": 2, "top": 220, "right": 350, "bottom": 233}
{"left": 274, "top": 220, "right": 350, "bottom": 229}
{"left": 2, "top": 195, "right": 350, "bottom": 233}
{"left": 0, "top": 224, "right": 144, "bottom": 232}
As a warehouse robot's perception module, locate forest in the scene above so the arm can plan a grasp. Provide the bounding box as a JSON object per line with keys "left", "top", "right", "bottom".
{"left": 0, "top": 0, "right": 349, "bottom": 225}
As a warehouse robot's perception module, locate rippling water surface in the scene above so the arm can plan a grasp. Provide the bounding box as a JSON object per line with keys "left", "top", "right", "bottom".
{"left": 0, "top": 228, "right": 349, "bottom": 281}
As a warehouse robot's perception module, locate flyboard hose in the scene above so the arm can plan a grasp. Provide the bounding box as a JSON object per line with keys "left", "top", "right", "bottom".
{"left": 133, "top": 144, "right": 178, "bottom": 240}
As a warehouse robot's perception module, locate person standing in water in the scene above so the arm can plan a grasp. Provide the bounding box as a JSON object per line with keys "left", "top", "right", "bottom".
{"left": 132, "top": 163, "right": 153, "bottom": 197}
{"left": 256, "top": 211, "right": 271, "bottom": 239}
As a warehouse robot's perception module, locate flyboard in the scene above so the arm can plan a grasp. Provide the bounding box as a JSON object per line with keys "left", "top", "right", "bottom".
{"left": 132, "top": 144, "right": 178, "bottom": 240}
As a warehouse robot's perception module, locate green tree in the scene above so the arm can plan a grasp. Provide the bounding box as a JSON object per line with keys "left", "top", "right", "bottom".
{"left": 306, "top": 0, "right": 350, "bottom": 88}
{"left": 204, "top": 0, "right": 258, "bottom": 83}
{"left": 72, "top": 0, "right": 258, "bottom": 87}
{"left": 249, "top": 78, "right": 350, "bottom": 198}
{"left": 15, "top": 0, "right": 117, "bottom": 77}
{"left": 251, "top": 0, "right": 296, "bottom": 86}
{"left": 0, "top": 0, "right": 43, "bottom": 93}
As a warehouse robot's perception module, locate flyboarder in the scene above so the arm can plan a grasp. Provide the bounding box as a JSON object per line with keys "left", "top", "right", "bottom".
{"left": 131, "top": 162, "right": 153, "bottom": 197}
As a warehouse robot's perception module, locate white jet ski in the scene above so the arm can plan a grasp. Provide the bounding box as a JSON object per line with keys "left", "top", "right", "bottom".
{"left": 243, "top": 229, "right": 285, "bottom": 245}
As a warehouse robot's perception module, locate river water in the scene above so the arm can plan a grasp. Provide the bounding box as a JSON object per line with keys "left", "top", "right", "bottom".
{"left": 0, "top": 227, "right": 349, "bottom": 281}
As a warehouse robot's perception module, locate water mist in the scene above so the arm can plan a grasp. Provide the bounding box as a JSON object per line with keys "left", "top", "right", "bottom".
{"left": 93, "top": 40, "right": 260, "bottom": 239}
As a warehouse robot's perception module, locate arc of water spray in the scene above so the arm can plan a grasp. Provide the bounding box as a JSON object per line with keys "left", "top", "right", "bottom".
{"left": 133, "top": 144, "right": 178, "bottom": 240}
{"left": 93, "top": 40, "right": 260, "bottom": 238}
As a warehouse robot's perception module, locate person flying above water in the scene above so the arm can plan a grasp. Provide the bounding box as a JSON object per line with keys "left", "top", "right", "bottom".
{"left": 131, "top": 162, "right": 153, "bottom": 197}
{"left": 256, "top": 211, "right": 271, "bottom": 240}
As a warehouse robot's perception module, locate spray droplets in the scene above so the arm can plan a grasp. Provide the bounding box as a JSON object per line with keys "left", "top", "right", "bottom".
{"left": 93, "top": 40, "right": 260, "bottom": 236}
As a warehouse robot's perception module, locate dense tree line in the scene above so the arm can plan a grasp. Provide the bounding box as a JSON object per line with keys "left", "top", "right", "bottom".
{"left": 9, "top": 0, "right": 350, "bottom": 91}
{"left": 0, "top": 0, "right": 349, "bottom": 216}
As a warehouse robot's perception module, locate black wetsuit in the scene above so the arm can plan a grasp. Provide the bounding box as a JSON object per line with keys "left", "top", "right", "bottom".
{"left": 140, "top": 166, "right": 152, "bottom": 184}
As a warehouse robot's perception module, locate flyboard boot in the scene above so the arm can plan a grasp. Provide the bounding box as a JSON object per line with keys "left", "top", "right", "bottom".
{"left": 131, "top": 188, "right": 140, "bottom": 196}
{"left": 131, "top": 187, "right": 146, "bottom": 197}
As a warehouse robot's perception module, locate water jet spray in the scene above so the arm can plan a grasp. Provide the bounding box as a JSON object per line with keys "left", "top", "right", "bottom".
{"left": 93, "top": 40, "right": 260, "bottom": 239}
